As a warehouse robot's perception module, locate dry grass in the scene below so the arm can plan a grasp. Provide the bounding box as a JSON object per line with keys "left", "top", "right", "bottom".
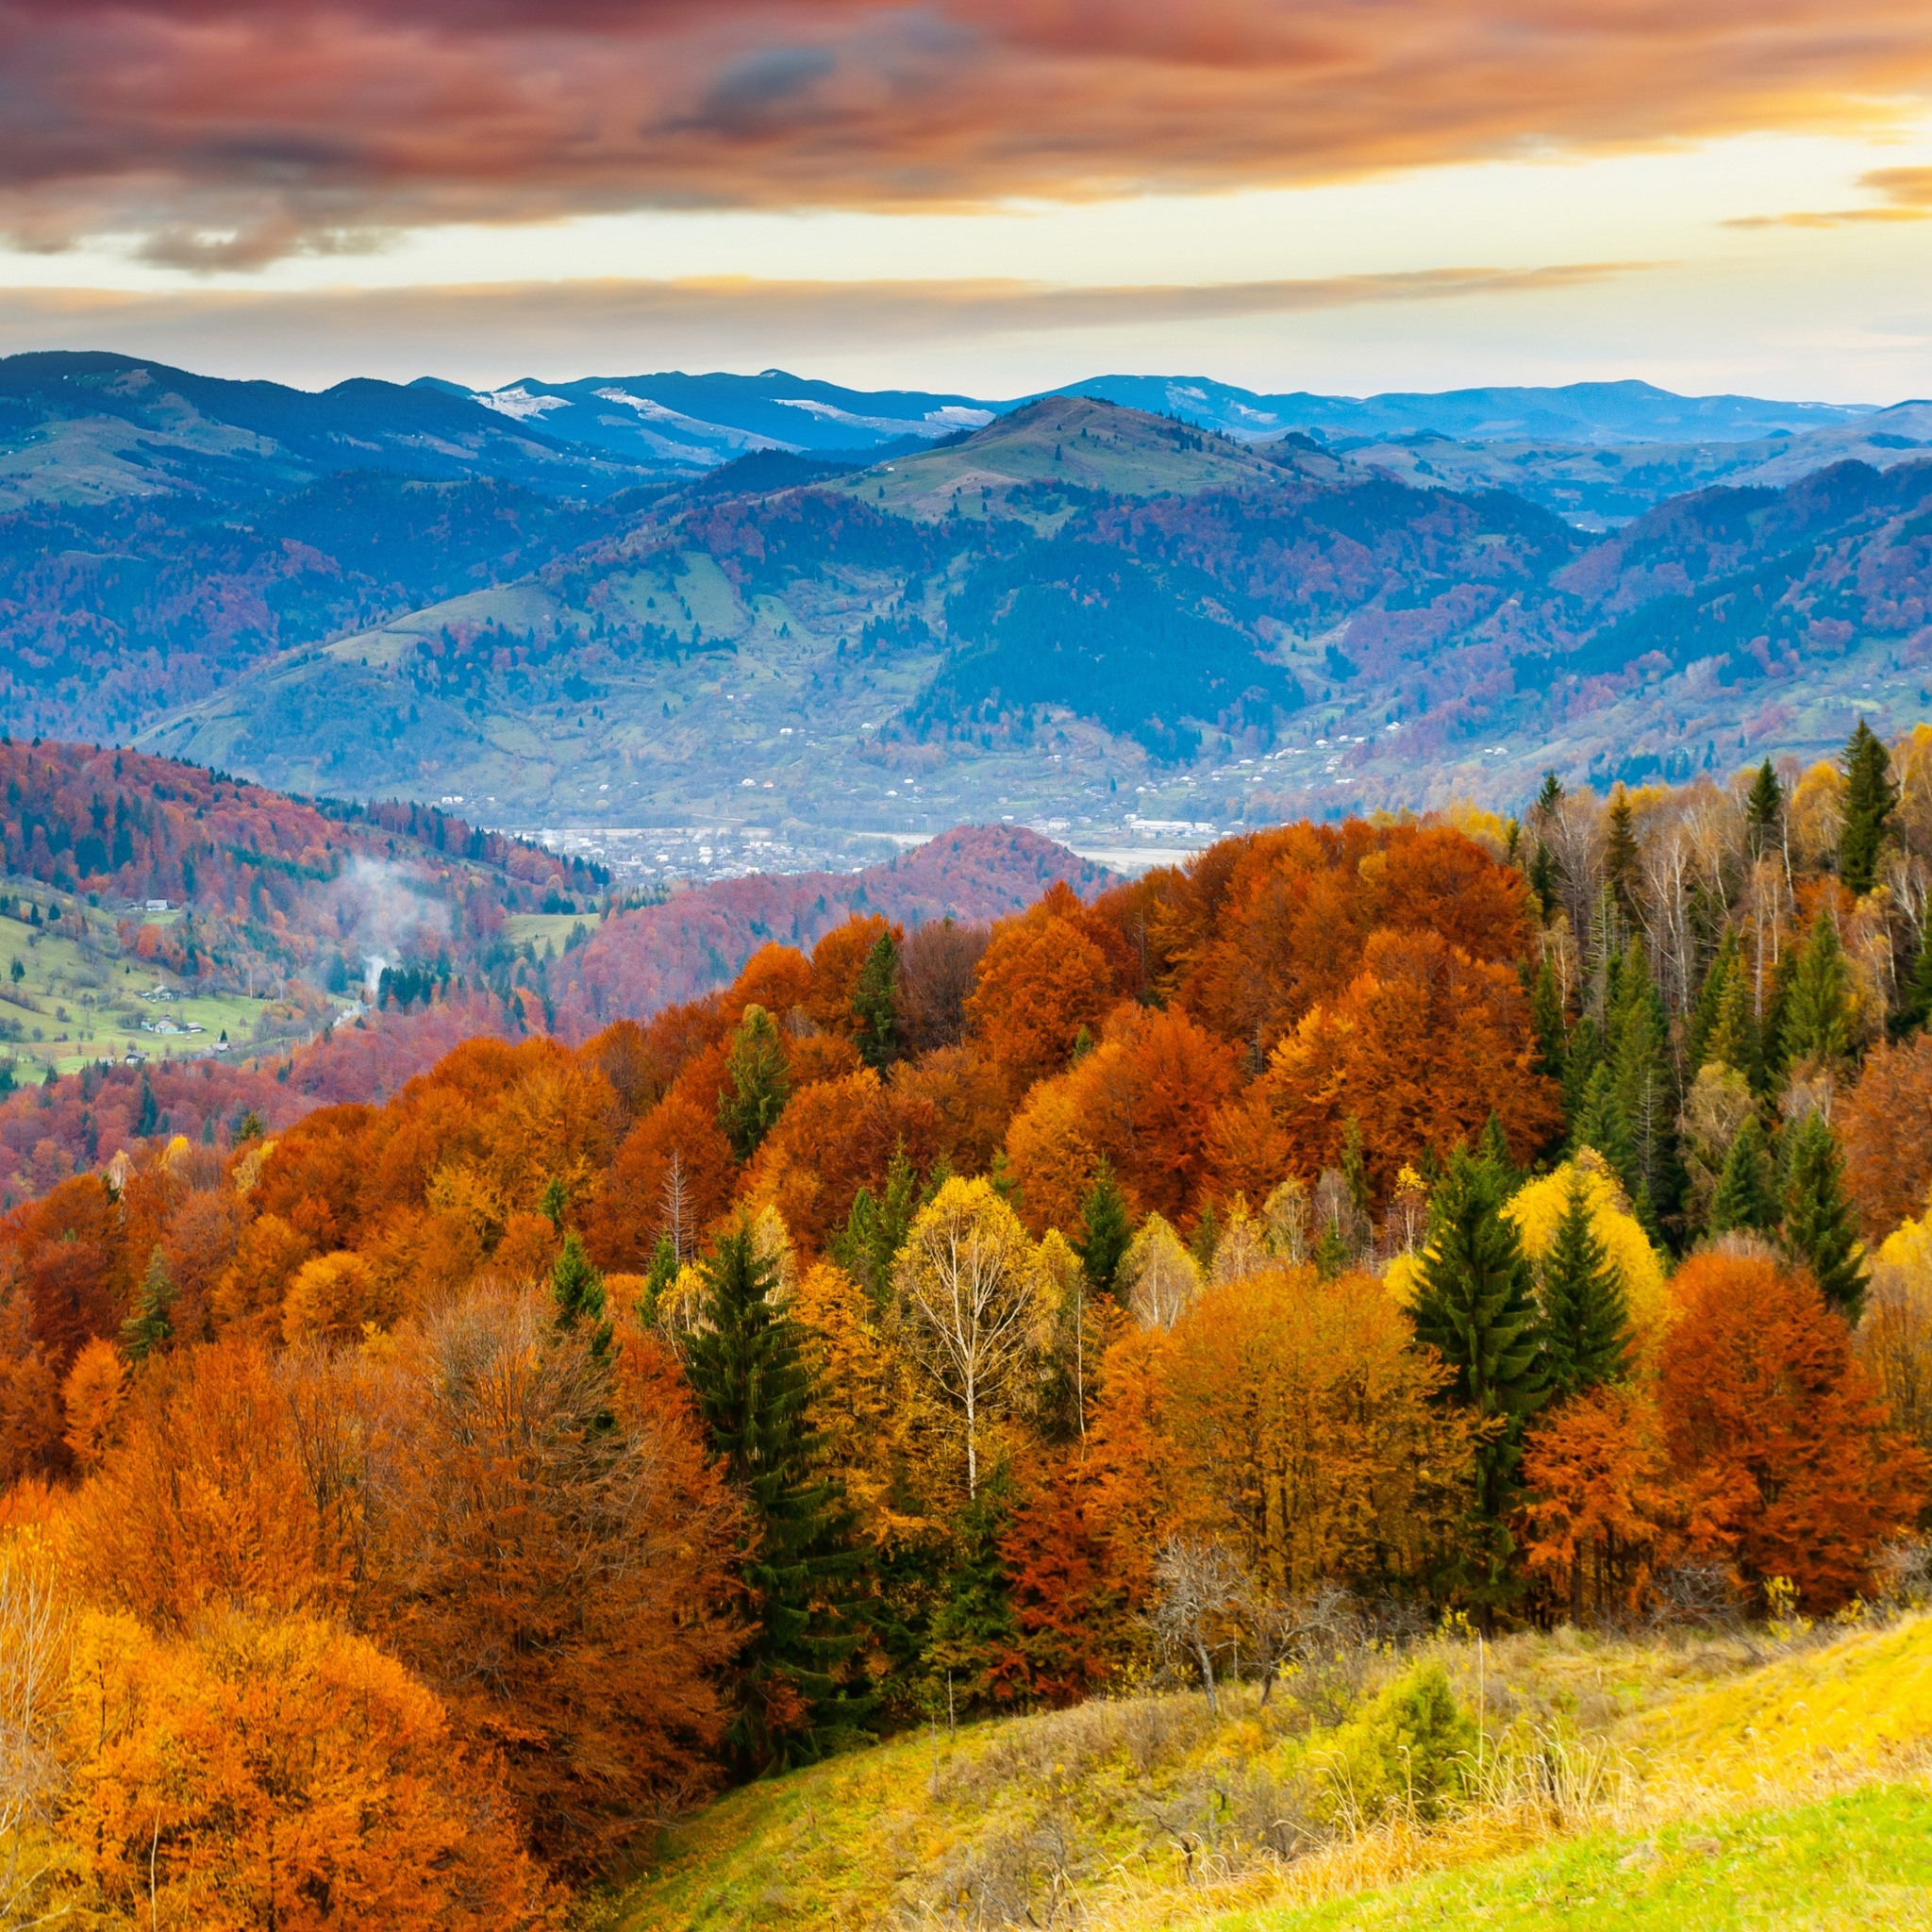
{"left": 600, "top": 1613, "right": 1932, "bottom": 1932}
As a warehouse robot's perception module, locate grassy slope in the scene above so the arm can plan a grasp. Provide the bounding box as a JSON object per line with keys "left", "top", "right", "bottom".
{"left": 1227, "top": 1786, "right": 1932, "bottom": 1931}
{"left": 0, "top": 904, "right": 314, "bottom": 1075}
{"left": 602, "top": 1616, "right": 1932, "bottom": 1932}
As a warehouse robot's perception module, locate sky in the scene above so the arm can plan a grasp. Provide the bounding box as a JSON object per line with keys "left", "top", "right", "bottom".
{"left": 2, "top": 0, "right": 1931, "bottom": 400}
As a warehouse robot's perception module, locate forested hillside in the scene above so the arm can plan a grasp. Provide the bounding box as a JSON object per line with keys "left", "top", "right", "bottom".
{"left": 5, "top": 723, "right": 1932, "bottom": 1924}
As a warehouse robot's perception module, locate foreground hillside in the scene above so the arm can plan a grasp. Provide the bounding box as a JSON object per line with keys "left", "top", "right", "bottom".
{"left": 605, "top": 1611, "right": 1932, "bottom": 1930}
{"left": 7, "top": 742, "right": 1932, "bottom": 1926}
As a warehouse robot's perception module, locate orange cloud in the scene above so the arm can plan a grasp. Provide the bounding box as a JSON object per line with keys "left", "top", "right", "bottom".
{"left": 3, "top": 1, "right": 1931, "bottom": 263}
{"left": 1724, "top": 161, "right": 1932, "bottom": 228}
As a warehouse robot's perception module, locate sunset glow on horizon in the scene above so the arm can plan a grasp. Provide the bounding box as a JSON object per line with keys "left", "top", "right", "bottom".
{"left": 2, "top": 0, "right": 1930, "bottom": 396}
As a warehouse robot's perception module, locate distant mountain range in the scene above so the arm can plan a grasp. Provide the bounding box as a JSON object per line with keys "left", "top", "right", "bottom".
{"left": 2, "top": 348, "right": 1928, "bottom": 856}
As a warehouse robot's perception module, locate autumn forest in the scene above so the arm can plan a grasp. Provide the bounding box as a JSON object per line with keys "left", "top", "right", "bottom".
{"left": 7, "top": 723, "right": 1932, "bottom": 1925}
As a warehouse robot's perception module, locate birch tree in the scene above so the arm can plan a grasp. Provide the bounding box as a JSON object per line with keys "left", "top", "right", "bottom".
{"left": 892, "top": 1176, "right": 1036, "bottom": 1495}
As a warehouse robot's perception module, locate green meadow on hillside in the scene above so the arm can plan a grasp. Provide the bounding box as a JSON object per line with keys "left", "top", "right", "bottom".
{"left": 602, "top": 1612, "right": 1932, "bottom": 1932}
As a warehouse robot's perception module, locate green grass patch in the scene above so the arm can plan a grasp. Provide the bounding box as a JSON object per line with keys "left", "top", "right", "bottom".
{"left": 1223, "top": 1785, "right": 1932, "bottom": 1932}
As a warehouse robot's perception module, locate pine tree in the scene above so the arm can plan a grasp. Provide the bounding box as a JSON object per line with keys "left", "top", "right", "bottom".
{"left": 1707, "top": 1112, "right": 1775, "bottom": 1238}
{"left": 684, "top": 1224, "right": 872, "bottom": 1771}
{"left": 851, "top": 930, "right": 901, "bottom": 1071}
{"left": 717, "top": 1002, "right": 791, "bottom": 1159}
{"left": 122, "top": 1245, "right": 175, "bottom": 1362}
{"left": 550, "top": 1231, "right": 612, "bottom": 1357}
{"left": 1745, "top": 758, "right": 1784, "bottom": 858}
{"left": 1604, "top": 786, "right": 1641, "bottom": 922}
{"left": 1780, "top": 1110, "right": 1868, "bottom": 1320}
{"left": 1540, "top": 1170, "right": 1629, "bottom": 1398}
{"left": 1840, "top": 720, "right": 1897, "bottom": 897}
{"left": 136, "top": 1074, "right": 158, "bottom": 1138}
{"left": 1412, "top": 1149, "right": 1550, "bottom": 1522}
{"left": 1536, "top": 770, "right": 1563, "bottom": 818}
{"left": 1781, "top": 914, "right": 1853, "bottom": 1067}
{"left": 1074, "top": 1160, "right": 1131, "bottom": 1298}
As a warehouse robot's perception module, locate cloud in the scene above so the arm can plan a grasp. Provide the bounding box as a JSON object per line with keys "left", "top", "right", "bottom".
{"left": 2, "top": 0, "right": 1931, "bottom": 262}
{"left": 0, "top": 262, "right": 1660, "bottom": 385}
{"left": 1724, "top": 161, "right": 1932, "bottom": 229}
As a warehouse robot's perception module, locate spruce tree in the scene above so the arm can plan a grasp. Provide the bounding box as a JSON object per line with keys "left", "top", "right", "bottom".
{"left": 1074, "top": 1159, "right": 1131, "bottom": 1298}
{"left": 717, "top": 1002, "right": 791, "bottom": 1159}
{"left": 1530, "top": 955, "right": 1568, "bottom": 1082}
{"left": 1540, "top": 1170, "right": 1629, "bottom": 1399}
{"left": 1412, "top": 1149, "right": 1550, "bottom": 1522}
{"left": 684, "top": 1224, "right": 871, "bottom": 1771}
{"left": 1706, "top": 961, "right": 1761, "bottom": 1088}
{"left": 851, "top": 930, "right": 901, "bottom": 1071}
{"left": 1604, "top": 786, "right": 1641, "bottom": 922}
{"left": 1686, "top": 928, "right": 1738, "bottom": 1073}
{"left": 1780, "top": 1111, "right": 1868, "bottom": 1320}
{"left": 550, "top": 1231, "right": 612, "bottom": 1357}
{"left": 1477, "top": 1111, "right": 1520, "bottom": 1190}
{"left": 1745, "top": 758, "right": 1784, "bottom": 858}
{"left": 1897, "top": 929, "right": 1932, "bottom": 1037}
{"left": 1343, "top": 1115, "right": 1374, "bottom": 1223}
{"left": 1608, "top": 939, "right": 1678, "bottom": 1233}
{"left": 122, "top": 1245, "right": 175, "bottom": 1362}
{"left": 830, "top": 1143, "right": 921, "bottom": 1305}
{"left": 1528, "top": 841, "right": 1559, "bottom": 921}
{"left": 1707, "top": 1112, "right": 1776, "bottom": 1238}
{"left": 1840, "top": 720, "right": 1897, "bottom": 897}
{"left": 1536, "top": 771, "right": 1563, "bottom": 817}
{"left": 1781, "top": 915, "right": 1853, "bottom": 1068}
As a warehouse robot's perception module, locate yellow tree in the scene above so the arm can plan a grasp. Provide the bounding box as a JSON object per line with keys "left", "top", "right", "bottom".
{"left": 891, "top": 1177, "right": 1037, "bottom": 1495}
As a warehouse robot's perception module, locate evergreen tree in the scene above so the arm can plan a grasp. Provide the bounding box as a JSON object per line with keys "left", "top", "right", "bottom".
{"left": 1781, "top": 914, "right": 1853, "bottom": 1067}
{"left": 1536, "top": 770, "right": 1563, "bottom": 817}
{"left": 1074, "top": 1160, "right": 1131, "bottom": 1298}
{"left": 717, "top": 1002, "right": 791, "bottom": 1159}
{"left": 1780, "top": 1111, "right": 1868, "bottom": 1320}
{"left": 1705, "top": 958, "right": 1762, "bottom": 1087}
{"left": 1540, "top": 1170, "right": 1629, "bottom": 1399}
{"left": 1528, "top": 842, "right": 1559, "bottom": 921}
{"left": 1570, "top": 1060, "right": 1638, "bottom": 1200}
{"left": 1686, "top": 928, "right": 1738, "bottom": 1073}
{"left": 1840, "top": 720, "right": 1897, "bottom": 897}
{"left": 1604, "top": 786, "right": 1641, "bottom": 921}
{"left": 1343, "top": 1115, "right": 1374, "bottom": 1223}
{"left": 122, "top": 1245, "right": 175, "bottom": 1362}
{"left": 639, "top": 1232, "right": 679, "bottom": 1326}
{"left": 1530, "top": 955, "right": 1567, "bottom": 1081}
{"left": 1412, "top": 1150, "right": 1550, "bottom": 1523}
{"left": 539, "top": 1174, "right": 569, "bottom": 1231}
{"left": 830, "top": 1143, "right": 922, "bottom": 1305}
{"left": 1897, "top": 927, "right": 1932, "bottom": 1037}
{"left": 1607, "top": 939, "right": 1677, "bottom": 1234}
{"left": 1476, "top": 1111, "right": 1520, "bottom": 1189}
{"left": 1313, "top": 1219, "right": 1351, "bottom": 1281}
{"left": 685, "top": 1225, "right": 872, "bottom": 1770}
{"left": 923, "top": 1470, "right": 1020, "bottom": 1714}
{"left": 1707, "top": 1112, "right": 1776, "bottom": 1238}
{"left": 136, "top": 1074, "right": 158, "bottom": 1138}
{"left": 550, "top": 1231, "right": 612, "bottom": 1357}
{"left": 1745, "top": 758, "right": 1784, "bottom": 858}
{"left": 851, "top": 930, "right": 901, "bottom": 1071}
